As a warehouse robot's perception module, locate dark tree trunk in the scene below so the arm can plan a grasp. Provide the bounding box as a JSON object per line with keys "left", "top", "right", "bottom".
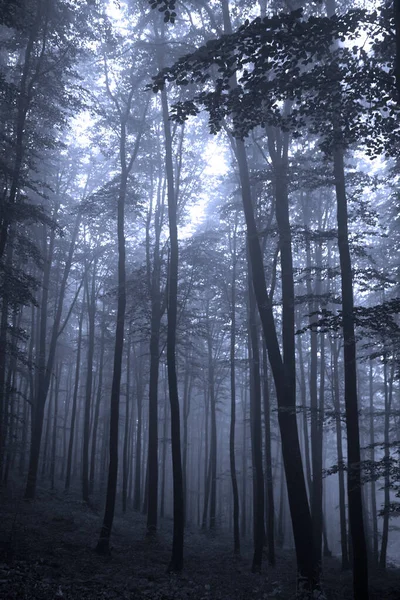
{"left": 333, "top": 147, "right": 369, "bottom": 598}
{"left": 241, "top": 383, "right": 248, "bottom": 539}
{"left": 182, "top": 359, "right": 191, "bottom": 526}
{"left": 369, "top": 361, "right": 378, "bottom": 565}
{"left": 160, "top": 381, "right": 169, "bottom": 519}
{"left": 83, "top": 260, "right": 96, "bottom": 504}
{"left": 146, "top": 188, "right": 163, "bottom": 533}
{"left": 158, "top": 54, "right": 184, "bottom": 569}
{"left": 379, "top": 359, "right": 394, "bottom": 569}
{"left": 206, "top": 300, "right": 217, "bottom": 532}
{"left": 229, "top": 220, "right": 240, "bottom": 555}
{"left": 122, "top": 335, "right": 131, "bottom": 514}
{"left": 90, "top": 308, "right": 106, "bottom": 494}
{"left": 262, "top": 345, "right": 275, "bottom": 566}
{"left": 25, "top": 223, "right": 56, "bottom": 498}
{"left": 50, "top": 363, "right": 61, "bottom": 490}
{"left": 25, "top": 214, "right": 80, "bottom": 500}
{"left": 330, "top": 327, "right": 350, "bottom": 570}
{"left": 65, "top": 301, "right": 84, "bottom": 492}
{"left": 234, "top": 138, "right": 317, "bottom": 590}
{"left": 305, "top": 229, "right": 323, "bottom": 567}
{"left": 247, "top": 276, "right": 265, "bottom": 573}
{"left": 296, "top": 317, "right": 312, "bottom": 495}
{"left": 96, "top": 160, "right": 127, "bottom": 553}
{"left": 201, "top": 388, "right": 210, "bottom": 530}
{"left": 133, "top": 355, "right": 143, "bottom": 511}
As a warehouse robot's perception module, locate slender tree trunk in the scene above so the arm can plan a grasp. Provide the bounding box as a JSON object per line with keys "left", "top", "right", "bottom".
{"left": 159, "top": 74, "right": 184, "bottom": 572}
{"left": 65, "top": 299, "right": 84, "bottom": 492}
{"left": 25, "top": 223, "right": 56, "bottom": 498}
{"left": 42, "top": 373, "right": 54, "bottom": 478}
{"left": 89, "top": 308, "right": 106, "bottom": 494}
{"left": 82, "top": 260, "right": 96, "bottom": 504}
{"left": 201, "top": 388, "right": 210, "bottom": 530}
{"left": 262, "top": 344, "right": 275, "bottom": 566}
{"left": 96, "top": 162, "right": 127, "bottom": 553}
{"left": 369, "top": 361, "right": 378, "bottom": 565}
{"left": 247, "top": 277, "right": 265, "bottom": 573}
{"left": 296, "top": 318, "right": 312, "bottom": 495}
{"left": 330, "top": 336, "right": 350, "bottom": 569}
{"left": 133, "top": 355, "right": 143, "bottom": 511}
{"left": 333, "top": 146, "right": 368, "bottom": 598}
{"left": 379, "top": 359, "right": 394, "bottom": 569}
{"left": 234, "top": 137, "right": 316, "bottom": 589}
{"left": 50, "top": 363, "right": 61, "bottom": 489}
{"left": 229, "top": 221, "right": 240, "bottom": 555}
{"left": 206, "top": 301, "right": 217, "bottom": 532}
{"left": 146, "top": 234, "right": 162, "bottom": 534}
{"left": 305, "top": 230, "right": 323, "bottom": 567}
{"left": 122, "top": 335, "right": 131, "bottom": 514}
{"left": 160, "top": 381, "right": 169, "bottom": 519}
{"left": 182, "top": 360, "right": 191, "bottom": 526}
{"left": 25, "top": 213, "right": 80, "bottom": 499}
{"left": 241, "top": 383, "right": 247, "bottom": 539}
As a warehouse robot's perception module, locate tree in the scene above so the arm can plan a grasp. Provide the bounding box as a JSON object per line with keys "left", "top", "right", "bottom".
{"left": 95, "top": 46, "right": 148, "bottom": 552}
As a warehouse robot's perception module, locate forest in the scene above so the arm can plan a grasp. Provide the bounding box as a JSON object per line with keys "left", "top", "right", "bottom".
{"left": 0, "top": 0, "right": 399, "bottom": 599}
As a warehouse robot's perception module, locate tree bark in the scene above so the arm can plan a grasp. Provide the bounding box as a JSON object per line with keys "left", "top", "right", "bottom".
{"left": 65, "top": 301, "right": 84, "bottom": 492}
{"left": 247, "top": 275, "right": 265, "bottom": 573}
{"left": 333, "top": 146, "right": 369, "bottom": 598}
{"left": 262, "top": 345, "right": 275, "bottom": 566}
{"left": 96, "top": 160, "right": 128, "bottom": 554}
{"left": 229, "top": 219, "right": 240, "bottom": 555}
{"left": 234, "top": 138, "right": 317, "bottom": 590}
{"left": 83, "top": 259, "right": 96, "bottom": 504}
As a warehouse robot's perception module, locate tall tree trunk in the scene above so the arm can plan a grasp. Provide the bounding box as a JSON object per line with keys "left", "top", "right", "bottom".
{"left": 333, "top": 146, "right": 368, "bottom": 598}
{"left": 229, "top": 220, "right": 240, "bottom": 555}
{"left": 133, "top": 351, "right": 143, "bottom": 511}
{"left": 25, "top": 223, "right": 56, "bottom": 498}
{"left": 369, "top": 361, "right": 378, "bottom": 565}
{"left": 182, "top": 359, "right": 191, "bottom": 526}
{"left": 234, "top": 138, "right": 316, "bottom": 590}
{"left": 206, "top": 300, "right": 217, "bottom": 532}
{"left": 160, "top": 378, "right": 169, "bottom": 519}
{"left": 159, "top": 55, "right": 184, "bottom": 571}
{"left": 379, "top": 359, "right": 394, "bottom": 569}
{"left": 201, "top": 387, "right": 210, "bottom": 530}
{"left": 296, "top": 317, "right": 312, "bottom": 495}
{"left": 50, "top": 363, "right": 61, "bottom": 490}
{"left": 262, "top": 344, "right": 275, "bottom": 566}
{"left": 247, "top": 276, "right": 265, "bottom": 573}
{"left": 65, "top": 301, "right": 84, "bottom": 492}
{"left": 241, "top": 382, "right": 248, "bottom": 539}
{"left": 146, "top": 196, "right": 163, "bottom": 534}
{"left": 122, "top": 335, "right": 131, "bottom": 514}
{"left": 25, "top": 213, "right": 80, "bottom": 499}
{"left": 330, "top": 336, "right": 350, "bottom": 569}
{"left": 305, "top": 228, "right": 323, "bottom": 567}
{"left": 89, "top": 307, "right": 106, "bottom": 494}
{"left": 83, "top": 260, "right": 96, "bottom": 504}
{"left": 96, "top": 165, "right": 128, "bottom": 553}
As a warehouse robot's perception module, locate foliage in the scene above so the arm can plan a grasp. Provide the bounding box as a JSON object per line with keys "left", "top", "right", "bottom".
{"left": 151, "top": 7, "right": 398, "bottom": 156}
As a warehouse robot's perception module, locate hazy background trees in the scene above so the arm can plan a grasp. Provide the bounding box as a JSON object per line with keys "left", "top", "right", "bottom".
{"left": 0, "top": 1, "right": 399, "bottom": 599}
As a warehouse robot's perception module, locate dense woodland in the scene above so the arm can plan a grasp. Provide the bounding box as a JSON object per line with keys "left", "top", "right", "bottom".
{"left": 0, "top": 0, "right": 400, "bottom": 599}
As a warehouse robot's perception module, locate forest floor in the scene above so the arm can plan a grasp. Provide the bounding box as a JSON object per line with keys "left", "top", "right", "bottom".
{"left": 0, "top": 483, "right": 400, "bottom": 600}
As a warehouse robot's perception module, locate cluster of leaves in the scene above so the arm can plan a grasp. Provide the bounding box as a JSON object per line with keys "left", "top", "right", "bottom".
{"left": 151, "top": 7, "right": 398, "bottom": 157}
{"left": 148, "top": 0, "right": 176, "bottom": 24}
{"left": 297, "top": 299, "right": 400, "bottom": 339}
